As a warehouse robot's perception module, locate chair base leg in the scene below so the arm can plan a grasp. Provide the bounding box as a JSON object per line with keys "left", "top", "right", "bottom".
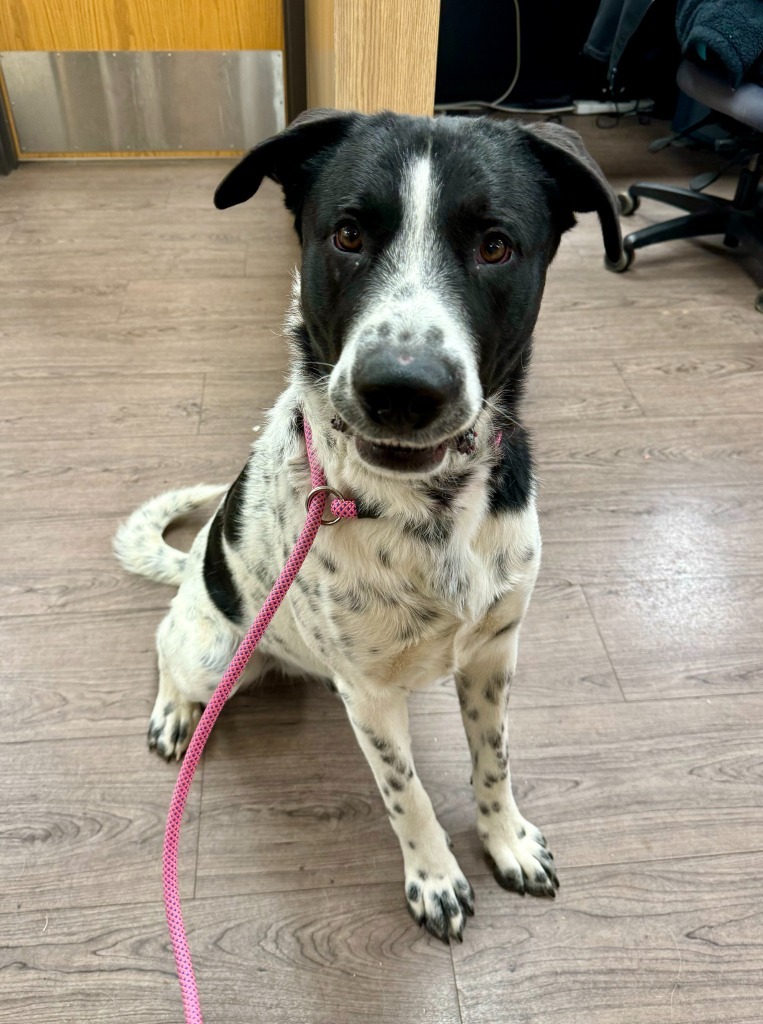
{"left": 624, "top": 209, "right": 729, "bottom": 251}
{"left": 617, "top": 160, "right": 763, "bottom": 310}
{"left": 628, "top": 182, "right": 726, "bottom": 215}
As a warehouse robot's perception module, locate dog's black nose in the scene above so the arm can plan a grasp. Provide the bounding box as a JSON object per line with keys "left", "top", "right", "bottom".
{"left": 353, "top": 350, "right": 459, "bottom": 432}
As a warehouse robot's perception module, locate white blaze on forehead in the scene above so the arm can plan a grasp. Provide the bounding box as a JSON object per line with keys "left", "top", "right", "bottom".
{"left": 391, "top": 152, "right": 438, "bottom": 287}
{"left": 407, "top": 155, "right": 435, "bottom": 251}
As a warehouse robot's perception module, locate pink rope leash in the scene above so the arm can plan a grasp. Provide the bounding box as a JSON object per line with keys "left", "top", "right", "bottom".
{"left": 162, "top": 419, "right": 357, "bottom": 1024}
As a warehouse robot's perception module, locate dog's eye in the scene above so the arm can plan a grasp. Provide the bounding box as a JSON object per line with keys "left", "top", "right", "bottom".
{"left": 478, "top": 233, "right": 512, "bottom": 265}
{"left": 334, "top": 222, "right": 364, "bottom": 253}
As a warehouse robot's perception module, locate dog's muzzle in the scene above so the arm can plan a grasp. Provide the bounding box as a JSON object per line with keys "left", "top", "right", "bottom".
{"left": 352, "top": 347, "right": 462, "bottom": 432}
{"left": 337, "top": 345, "right": 472, "bottom": 472}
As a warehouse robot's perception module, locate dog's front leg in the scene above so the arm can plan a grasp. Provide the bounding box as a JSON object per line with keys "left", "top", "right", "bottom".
{"left": 335, "top": 678, "right": 474, "bottom": 942}
{"left": 456, "top": 627, "right": 559, "bottom": 898}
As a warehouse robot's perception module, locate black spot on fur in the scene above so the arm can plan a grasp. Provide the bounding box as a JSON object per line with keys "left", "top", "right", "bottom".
{"left": 315, "top": 551, "right": 338, "bottom": 574}
{"left": 418, "top": 869, "right": 428, "bottom": 881}
{"left": 407, "top": 882, "right": 420, "bottom": 901}
{"left": 393, "top": 803, "right": 404, "bottom": 814}
{"left": 517, "top": 826, "right": 526, "bottom": 839}
{"left": 424, "top": 483, "right": 455, "bottom": 515}
{"left": 488, "top": 426, "right": 534, "bottom": 515}
{"left": 483, "top": 677, "right": 504, "bottom": 705}
{"left": 382, "top": 752, "right": 408, "bottom": 774}
{"left": 404, "top": 516, "right": 452, "bottom": 547}
{"left": 253, "top": 562, "right": 272, "bottom": 588}
{"left": 484, "top": 772, "right": 500, "bottom": 788}
{"left": 353, "top": 495, "right": 383, "bottom": 519}
{"left": 493, "top": 551, "right": 510, "bottom": 582}
{"left": 484, "top": 728, "right": 503, "bottom": 750}
{"left": 203, "top": 507, "right": 243, "bottom": 623}
{"left": 378, "top": 547, "right": 392, "bottom": 568}
{"left": 330, "top": 583, "right": 367, "bottom": 613}
{"left": 408, "top": 840, "right": 416, "bottom": 850}
{"left": 493, "top": 619, "right": 520, "bottom": 640}
{"left": 386, "top": 773, "right": 405, "bottom": 792}
{"left": 172, "top": 722, "right": 189, "bottom": 746}
{"left": 466, "top": 708, "right": 479, "bottom": 721}
{"left": 491, "top": 801, "right": 502, "bottom": 812}
{"left": 221, "top": 461, "right": 250, "bottom": 546}
{"left": 478, "top": 801, "right": 490, "bottom": 815}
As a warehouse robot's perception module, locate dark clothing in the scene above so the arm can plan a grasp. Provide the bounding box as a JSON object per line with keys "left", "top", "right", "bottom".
{"left": 676, "top": 0, "right": 763, "bottom": 87}
{"left": 585, "top": 0, "right": 763, "bottom": 88}
{"left": 583, "top": 0, "right": 655, "bottom": 80}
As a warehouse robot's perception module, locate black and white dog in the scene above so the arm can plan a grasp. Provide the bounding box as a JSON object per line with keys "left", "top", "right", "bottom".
{"left": 115, "top": 110, "right": 620, "bottom": 943}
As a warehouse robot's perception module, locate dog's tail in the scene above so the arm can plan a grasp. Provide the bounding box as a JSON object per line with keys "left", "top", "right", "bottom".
{"left": 113, "top": 484, "right": 228, "bottom": 586}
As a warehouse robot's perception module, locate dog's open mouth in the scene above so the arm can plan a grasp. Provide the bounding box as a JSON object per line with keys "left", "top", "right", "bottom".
{"left": 354, "top": 437, "right": 449, "bottom": 472}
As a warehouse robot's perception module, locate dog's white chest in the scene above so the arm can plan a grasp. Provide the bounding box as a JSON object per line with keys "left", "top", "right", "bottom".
{"left": 273, "top": 505, "right": 538, "bottom": 691}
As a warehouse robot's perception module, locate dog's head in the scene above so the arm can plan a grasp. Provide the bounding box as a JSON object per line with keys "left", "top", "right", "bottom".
{"left": 216, "top": 110, "right": 620, "bottom": 477}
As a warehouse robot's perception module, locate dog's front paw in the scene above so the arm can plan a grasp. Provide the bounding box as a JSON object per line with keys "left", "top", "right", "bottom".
{"left": 404, "top": 850, "right": 474, "bottom": 943}
{"left": 147, "top": 694, "right": 198, "bottom": 761}
{"left": 481, "top": 814, "right": 559, "bottom": 898}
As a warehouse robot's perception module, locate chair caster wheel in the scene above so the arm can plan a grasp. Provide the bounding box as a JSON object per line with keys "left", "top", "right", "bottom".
{"left": 605, "top": 247, "right": 634, "bottom": 273}
{"left": 617, "top": 191, "right": 640, "bottom": 216}
{"left": 755, "top": 289, "right": 763, "bottom": 314}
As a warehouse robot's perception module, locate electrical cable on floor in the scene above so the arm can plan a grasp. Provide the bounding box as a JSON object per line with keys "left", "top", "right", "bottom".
{"left": 434, "top": 0, "right": 652, "bottom": 120}
{"left": 435, "top": 0, "right": 540, "bottom": 114}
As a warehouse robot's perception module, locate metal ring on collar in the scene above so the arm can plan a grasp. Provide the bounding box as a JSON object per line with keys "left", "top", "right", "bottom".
{"left": 305, "top": 485, "right": 346, "bottom": 526}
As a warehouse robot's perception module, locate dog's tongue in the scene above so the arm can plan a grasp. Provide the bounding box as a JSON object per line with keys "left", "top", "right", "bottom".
{"left": 355, "top": 437, "right": 447, "bottom": 473}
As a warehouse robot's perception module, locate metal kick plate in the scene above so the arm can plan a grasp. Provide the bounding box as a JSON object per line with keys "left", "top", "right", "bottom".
{"left": 0, "top": 50, "right": 285, "bottom": 153}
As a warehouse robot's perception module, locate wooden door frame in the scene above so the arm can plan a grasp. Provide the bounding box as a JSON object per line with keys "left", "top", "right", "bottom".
{"left": 0, "top": 73, "right": 18, "bottom": 174}
{"left": 305, "top": 0, "right": 440, "bottom": 116}
{"left": 283, "top": 0, "right": 308, "bottom": 122}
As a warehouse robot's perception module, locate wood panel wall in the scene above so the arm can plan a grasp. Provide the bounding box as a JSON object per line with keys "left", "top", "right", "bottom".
{"left": 306, "top": 0, "right": 440, "bottom": 116}
{"left": 0, "top": 0, "right": 283, "bottom": 52}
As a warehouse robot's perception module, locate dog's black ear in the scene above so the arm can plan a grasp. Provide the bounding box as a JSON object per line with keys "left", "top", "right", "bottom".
{"left": 521, "top": 122, "right": 622, "bottom": 264}
{"left": 214, "top": 108, "right": 358, "bottom": 215}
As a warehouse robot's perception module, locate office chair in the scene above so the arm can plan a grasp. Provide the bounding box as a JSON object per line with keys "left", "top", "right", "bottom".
{"left": 607, "top": 59, "right": 763, "bottom": 311}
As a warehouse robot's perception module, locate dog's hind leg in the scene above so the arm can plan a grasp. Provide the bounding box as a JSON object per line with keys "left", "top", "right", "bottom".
{"left": 147, "top": 590, "right": 265, "bottom": 761}
{"left": 148, "top": 645, "right": 203, "bottom": 761}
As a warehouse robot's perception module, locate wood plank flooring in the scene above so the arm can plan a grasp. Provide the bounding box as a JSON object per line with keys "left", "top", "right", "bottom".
{"left": 1, "top": 118, "right": 762, "bottom": 1023}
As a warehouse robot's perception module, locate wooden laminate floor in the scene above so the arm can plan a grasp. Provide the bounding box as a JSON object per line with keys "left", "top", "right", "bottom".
{"left": 1, "top": 119, "right": 762, "bottom": 1024}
